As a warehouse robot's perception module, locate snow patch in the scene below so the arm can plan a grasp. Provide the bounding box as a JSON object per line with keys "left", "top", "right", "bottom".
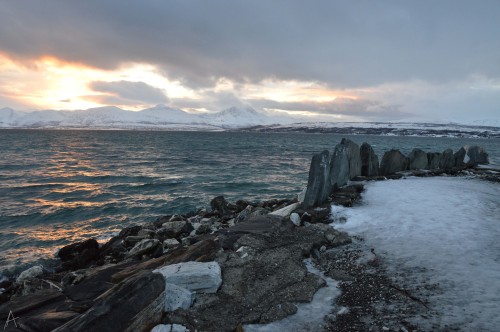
{"left": 333, "top": 177, "right": 500, "bottom": 330}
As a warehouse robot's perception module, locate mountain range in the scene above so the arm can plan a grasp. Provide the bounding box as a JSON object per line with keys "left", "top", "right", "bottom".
{"left": 0, "top": 105, "right": 288, "bottom": 130}
{"left": 0, "top": 105, "right": 499, "bottom": 138}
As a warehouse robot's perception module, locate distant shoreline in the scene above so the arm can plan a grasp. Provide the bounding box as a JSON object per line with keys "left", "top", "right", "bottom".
{"left": 1, "top": 125, "right": 499, "bottom": 139}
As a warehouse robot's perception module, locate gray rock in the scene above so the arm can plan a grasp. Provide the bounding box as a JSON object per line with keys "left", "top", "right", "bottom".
{"left": 269, "top": 202, "right": 300, "bottom": 217}
{"left": 195, "top": 223, "right": 212, "bottom": 235}
{"left": 329, "top": 144, "right": 350, "bottom": 189}
{"left": 408, "top": 148, "right": 428, "bottom": 170}
{"left": 151, "top": 324, "right": 188, "bottom": 332}
{"left": 379, "top": 149, "right": 408, "bottom": 175}
{"left": 170, "top": 214, "right": 341, "bottom": 331}
{"left": 210, "top": 196, "right": 229, "bottom": 216}
{"left": 340, "top": 138, "right": 362, "bottom": 179}
{"left": 54, "top": 272, "right": 165, "bottom": 332}
{"left": 235, "top": 205, "right": 268, "bottom": 223}
{"left": 16, "top": 265, "right": 44, "bottom": 283}
{"left": 163, "top": 238, "right": 180, "bottom": 249}
{"left": 360, "top": 142, "right": 379, "bottom": 176}
{"left": 57, "top": 238, "right": 100, "bottom": 271}
{"left": 290, "top": 213, "right": 301, "bottom": 226}
{"left": 125, "top": 235, "right": 147, "bottom": 246}
{"left": 127, "top": 239, "right": 161, "bottom": 258}
{"left": 303, "top": 150, "right": 332, "bottom": 209}
{"left": 260, "top": 302, "right": 298, "bottom": 323}
{"left": 454, "top": 147, "right": 467, "bottom": 167}
{"left": 162, "top": 220, "right": 186, "bottom": 233}
{"left": 169, "top": 214, "right": 185, "bottom": 222}
{"left": 164, "top": 283, "right": 193, "bottom": 312}
{"left": 153, "top": 261, "right": 222, "bottom": 294}
{"left": 427, "top": 152, "right": 442, "bottom": 169}
{"left": 465, "top": 145, "right": 489, "bottom": 165}
{"left": 138, "top": 229, "right": 155, "bottom": 238}
{"left": 160, "top": 220, "right": 194, "bottom": 238}
{"left": 441, "top": 148, "right": 455, "bottom": 169}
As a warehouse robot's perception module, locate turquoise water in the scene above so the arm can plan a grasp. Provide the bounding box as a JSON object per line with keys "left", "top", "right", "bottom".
{"left": 0, "top": 129, "right": 498, "bottom": 274}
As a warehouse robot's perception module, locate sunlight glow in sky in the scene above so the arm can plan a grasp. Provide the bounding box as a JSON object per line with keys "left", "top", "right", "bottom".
{"left": 0, "top": 1, "right": 499, "bottom": 123}
{"left": 0, "top": 53, "right": 351, "bottom": 116}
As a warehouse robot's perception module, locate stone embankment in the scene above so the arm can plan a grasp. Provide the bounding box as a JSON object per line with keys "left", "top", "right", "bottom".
{"left": 0, "top": 192, "right": 355, "bottom": 331}
{"left": 0, "top": 138, "right": 495, "bottom": 332}
{"left": 303, "top": 139, "right": 490, "bottom": 208}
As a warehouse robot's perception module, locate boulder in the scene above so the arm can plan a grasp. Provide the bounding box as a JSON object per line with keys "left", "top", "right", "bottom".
{"left": 290, "top": 213, "right": 301, "bottom": 226}
{"left": 269, "top": 202, "right": 300, "bottom": 217}
{"left": 164, "top": 283, "right": 193, "bottom": 312}
{"left": 169, "top": 215, "right": 185, "bottom": 222}
{"left": 340, "top": 138, "right": 362, "bottom": 179}
{"left": 99, "top": 236, "right": 128, "bottom": 261}
{"left": 53, "top": 272, "right": 165, "bottom": 332}
{"left": 0, "top": 288, "right": 77, "bottom": 331}
{"left": 118, "top": 225, "right": 143, "bottom": 238}
{"left": 465, "top": 145, "right": 489, "bottom": 165}
{"left": 408, "top": 148, "right": 428, "bottom": 170}
{"left": 159, "top": 220, "right": 193, "bottom": 239}
{"left": 235, "top": 206, "right": 268, "bottom": 223}
{"left": 151, "top": 324, "right": 188, "bottom": 332}
{"left": 163, "top": 238, "right": 180, "bottom": 250}
{"left": 125, "top": 236, "right": 147, "bottom": 247}
{"left": 441, "top": 148, "right": 455, "bottom": 169}
{"left": 58, "top": 238, "right": 100, "bottom": 271}
{"left": 210, "top": 196, "right": 230, "bottom": 216}
{"left": 303, "top": 150, "right": 332, "bottom": 209}
{"left": 153, "top": 261, "right": 222, "bottom": 294}
{"left": 360, "top": 142, "right": 379, "bottom": 176}
{"left": 454, "top": 147, "right": 467, "bottom": 168}
{"left": 127, "top": 239, "right": 161, "bottom": 258}
{"left": 427, "top": 152, "right": 442, "bottom": 169}
{"left": 137, "top": 229, "right": 155, "bottom": 238}
{"left": 16, "top": 266, "right": 44, "bottom": 283}
{"left": 379, "top": 149, "right": 408, "bottom": 175}
{"left": 329, "top": 144, "right": 350, "bottom": 189}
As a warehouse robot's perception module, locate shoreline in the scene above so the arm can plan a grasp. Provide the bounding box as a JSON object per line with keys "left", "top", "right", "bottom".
{"left": 1, "top": 167, "right": 498, "bottom": 331}
{"left": 1, "top": 134, "right": 498, "bottom": 331}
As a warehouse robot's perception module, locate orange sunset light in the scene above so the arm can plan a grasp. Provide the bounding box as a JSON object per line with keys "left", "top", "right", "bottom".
{"left": 0, "top": 53, "right": 193, "bottom": 110}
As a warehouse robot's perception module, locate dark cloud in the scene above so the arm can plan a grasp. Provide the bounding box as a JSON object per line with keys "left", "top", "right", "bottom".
{"left": 88, "top": 80, "right": 168, "bottom": 105}
{"left": 1, "top": 1, "right": 499, "bottom": 88}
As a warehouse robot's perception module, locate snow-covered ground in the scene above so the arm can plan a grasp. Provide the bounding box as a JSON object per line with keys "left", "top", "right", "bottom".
{"left": 332, "top": 177, "right": 500, "bottom": 330}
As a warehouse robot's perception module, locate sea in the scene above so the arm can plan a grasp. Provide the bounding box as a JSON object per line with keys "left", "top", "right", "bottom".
{"left": 0, "top": 129, "right": 499, "bottom": 275}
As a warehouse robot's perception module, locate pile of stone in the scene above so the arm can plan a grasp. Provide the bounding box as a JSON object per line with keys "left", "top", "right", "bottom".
{"left": 0, "top": 192, "right": 353, "bottom": 332}
{"left": 304, "top": 138, "right": 490, "bottom": 208}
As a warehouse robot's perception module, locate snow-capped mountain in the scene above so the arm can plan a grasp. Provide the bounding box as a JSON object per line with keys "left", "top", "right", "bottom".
{"left": 0, "top": 105, "right": 498, "bottom": 138}
{"left": 0, "top": 105, "right": 282, "bottom": 129}
{"left": 200, "top": 106, "right": 275, "bottom": 128}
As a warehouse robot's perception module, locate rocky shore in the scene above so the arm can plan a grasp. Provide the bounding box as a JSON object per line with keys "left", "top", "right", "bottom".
{"left": 0, "top": 139, "right": 497, "bottom": 332}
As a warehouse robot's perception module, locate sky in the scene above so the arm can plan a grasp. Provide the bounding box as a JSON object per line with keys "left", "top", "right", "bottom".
{"left": 0, "top": 0, "right": 499, "bottom": 123}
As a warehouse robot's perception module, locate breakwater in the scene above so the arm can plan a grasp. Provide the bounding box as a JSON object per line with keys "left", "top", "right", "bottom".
{"left": 303, "top": 138, "right": 489, "bottom": 208}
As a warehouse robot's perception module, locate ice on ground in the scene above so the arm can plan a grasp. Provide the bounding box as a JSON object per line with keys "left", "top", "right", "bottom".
{"left": 244, "top": 259, "right": 340, "bottom": 332}
{"left": 333, "top": 177, "right": 500, "bottom": 331}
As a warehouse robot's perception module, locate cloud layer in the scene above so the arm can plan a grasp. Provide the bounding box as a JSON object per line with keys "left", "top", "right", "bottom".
{"left": 0, "top": 1, "right": 499, "bottom": 122}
